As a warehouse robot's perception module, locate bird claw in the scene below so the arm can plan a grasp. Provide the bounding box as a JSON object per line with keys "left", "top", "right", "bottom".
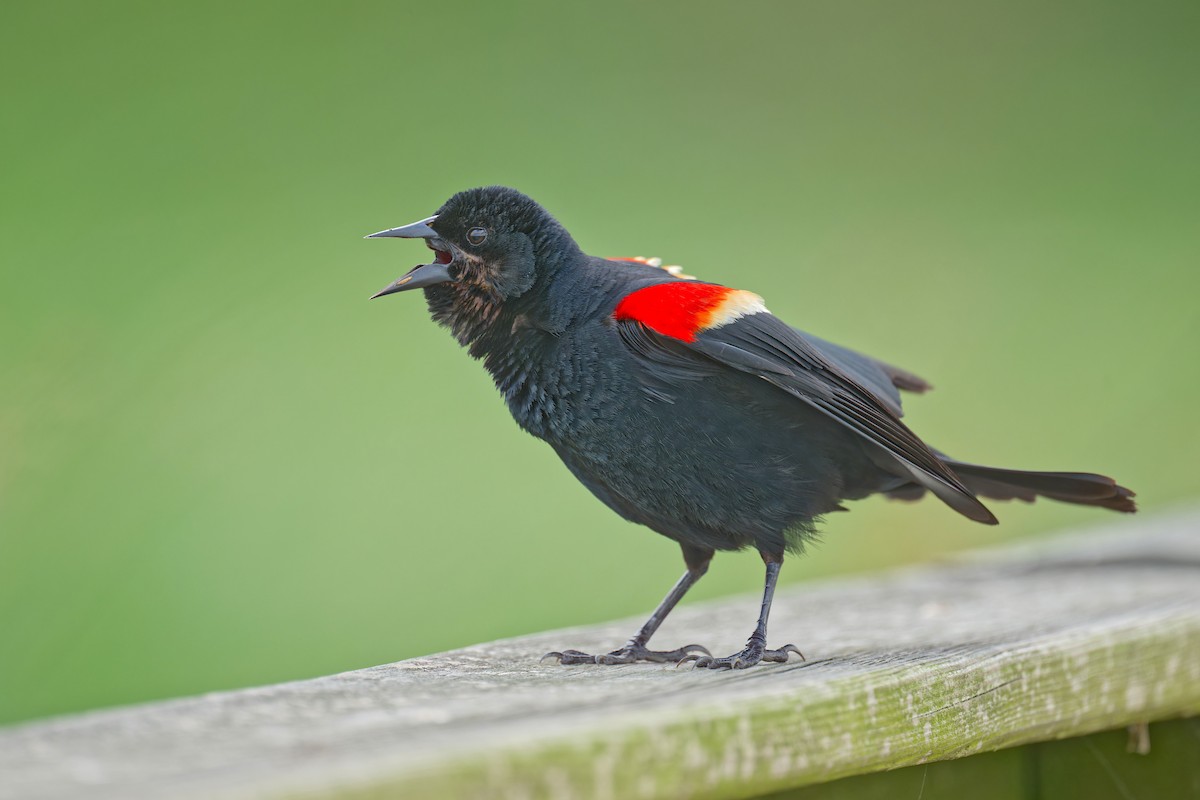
{"left": 763, "top": 643, "right": 805, "bottom": 663}
{"left": 541, "top": 649, "right": 601, "bottom": 665}
{"left": 678, "top": 643, "right": 805, "bottom": 670}
{"left": 676, "top": 652, "right": 713, "bottom": 669}
{"left": 543, "top": 643, "right": 711, "bottom": 666}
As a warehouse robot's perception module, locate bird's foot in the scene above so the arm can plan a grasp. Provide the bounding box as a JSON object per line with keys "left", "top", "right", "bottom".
{"left": 680, "top": 642, "right": 804, "bottom": 670}
{"left": 542, "top": 642, "right": 711, "bottom": 665}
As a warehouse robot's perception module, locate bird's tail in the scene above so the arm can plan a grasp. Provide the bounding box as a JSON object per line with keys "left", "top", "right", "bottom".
{"left": 940, "top": 459, "right": 1137, "bottom": 513}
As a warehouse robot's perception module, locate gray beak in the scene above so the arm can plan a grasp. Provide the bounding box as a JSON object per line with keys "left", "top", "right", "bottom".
{"left": 365, "top": 214, "right": 456, "bottom": 298}
{"left": 364, "top": 215, "right": 439, "bottom": 239}
{"left": 369, "top": 262, "right": 454, "bottom": 298}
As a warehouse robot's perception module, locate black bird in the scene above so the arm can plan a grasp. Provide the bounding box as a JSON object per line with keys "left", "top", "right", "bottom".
{"left": 366, "top": 186, "right": 1136, "bottom": 669}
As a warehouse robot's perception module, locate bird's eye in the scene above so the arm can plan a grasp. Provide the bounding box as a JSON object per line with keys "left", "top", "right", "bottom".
{"left": 466, "top": 227, "right": 488, "bottom": 245}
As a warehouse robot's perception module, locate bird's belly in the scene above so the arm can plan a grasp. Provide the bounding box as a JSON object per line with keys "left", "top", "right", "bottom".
{"left": 545, "top": 373, "right": 880, "bottom": 553}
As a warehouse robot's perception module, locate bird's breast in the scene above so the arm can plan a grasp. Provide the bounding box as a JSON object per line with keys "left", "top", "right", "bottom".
{"left": 479, "top": 323, "right": 637, "bottom": 442}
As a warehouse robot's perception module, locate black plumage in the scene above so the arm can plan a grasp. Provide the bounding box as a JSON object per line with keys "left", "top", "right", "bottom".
{"left": 366, "top": 186, "right": 1136, "bottom": 669}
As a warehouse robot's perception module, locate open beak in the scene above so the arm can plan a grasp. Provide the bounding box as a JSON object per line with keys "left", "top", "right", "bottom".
{"left": 364, "top": 215, "right": 457, "bottom": 298}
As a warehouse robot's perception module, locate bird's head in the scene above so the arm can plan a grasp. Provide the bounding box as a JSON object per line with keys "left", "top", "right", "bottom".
{"left": 366, "top": 187, "right": 580, "bottom": 342}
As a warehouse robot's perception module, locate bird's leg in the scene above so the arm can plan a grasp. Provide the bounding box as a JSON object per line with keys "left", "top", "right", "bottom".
{"left": 544, "top": 546, "right": 713, "bottom": 665}
{"left": 682, "top": 555, "right": 804, "bottom": 670}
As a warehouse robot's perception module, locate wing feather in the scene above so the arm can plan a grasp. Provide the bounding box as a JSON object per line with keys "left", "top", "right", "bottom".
{"left": 798, "top": 331, "right": 931, "bottom": 415}
{"left": 616, "top": 311, "right": 996, "bottom": 524}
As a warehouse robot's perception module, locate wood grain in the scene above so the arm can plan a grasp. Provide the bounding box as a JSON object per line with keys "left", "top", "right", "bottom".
{"left": 3, "top": 509, "right": 1198, "bottom": 800}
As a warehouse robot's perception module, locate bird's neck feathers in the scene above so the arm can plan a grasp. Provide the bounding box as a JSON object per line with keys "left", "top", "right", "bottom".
{"left": 423, "top": 241, "right": 592, "bottom": 357}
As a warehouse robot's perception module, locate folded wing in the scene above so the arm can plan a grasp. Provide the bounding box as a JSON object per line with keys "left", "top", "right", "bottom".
{"left": 613, "top": 282, "right": 995, "bottom": 524}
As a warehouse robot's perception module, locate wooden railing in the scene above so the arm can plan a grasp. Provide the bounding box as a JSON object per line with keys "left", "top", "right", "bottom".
{"left": 3, "top": 509, "right": 1198, "bottom": 799}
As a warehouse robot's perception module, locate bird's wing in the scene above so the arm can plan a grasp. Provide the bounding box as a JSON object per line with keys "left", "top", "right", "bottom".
{"left": 613, "top": 282, "right": 995, "bottom": 524}
{"left": 796, "top": 331, "right": 931, "bottom": 417}
{"left": 605, "top": 257, "right": 931, "bottom": 410}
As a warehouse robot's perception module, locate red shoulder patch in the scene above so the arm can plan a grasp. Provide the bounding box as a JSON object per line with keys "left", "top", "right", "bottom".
{"left": 613, "top": 283, "right": 767, "bottom": 343}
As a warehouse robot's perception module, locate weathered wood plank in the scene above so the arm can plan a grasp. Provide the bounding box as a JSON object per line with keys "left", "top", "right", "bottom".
{"left": 770, "top": 717, "right": 1200, "bottom": 800}
{"left": 2, "top": 510, "right": 1198, "bottom": 800}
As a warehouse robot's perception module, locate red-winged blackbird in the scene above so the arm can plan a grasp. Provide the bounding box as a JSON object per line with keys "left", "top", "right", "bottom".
{"left": 366, "top": 186, "right": 1135, "bottom": 669}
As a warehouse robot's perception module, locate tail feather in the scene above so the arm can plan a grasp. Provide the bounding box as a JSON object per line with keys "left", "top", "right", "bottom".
{"left": 943, "top": 459, "right": 1137, "bottom": 514}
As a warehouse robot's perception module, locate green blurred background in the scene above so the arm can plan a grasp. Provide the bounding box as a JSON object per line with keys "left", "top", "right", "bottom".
{"left": 1, "top": 1, "right": 1197, "bottom": 727}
